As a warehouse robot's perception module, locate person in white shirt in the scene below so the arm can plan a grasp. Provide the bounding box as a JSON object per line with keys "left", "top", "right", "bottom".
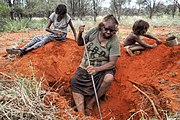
{"left": 6, "top": 4, "right": 76, "bottom": 56}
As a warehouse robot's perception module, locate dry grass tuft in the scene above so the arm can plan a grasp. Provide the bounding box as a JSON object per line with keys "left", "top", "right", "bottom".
{"left": 0, "top": 71, "right": 95, "bottom": 120}
{"left": 0, "top": 73, "right": 58, "bottom": 120}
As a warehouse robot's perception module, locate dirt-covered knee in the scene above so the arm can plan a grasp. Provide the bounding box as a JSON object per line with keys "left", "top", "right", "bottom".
{"left": 103, "top": 74, "right": 114, "bottom": 84}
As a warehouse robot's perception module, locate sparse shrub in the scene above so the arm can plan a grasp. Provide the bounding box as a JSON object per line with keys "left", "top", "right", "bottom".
{"left": 28, "top": 18, "right": 47, "bottom": 30}
{"left": 0, "top": 68, "right": 93, "bottom": 120}
{"left": 119, "top": 15, "right": 180, "bottom": 27}
{"left": 0, "top": 73, "right": 59, "bottom": 120}
{"left": 5, "top": 19, "right": 31, "bottom": 32}
{"left": 0, "top": 2, "right": 10, "bottom": 32}
{"left": 3, "top": 18, "right": 46, "bottom": 32}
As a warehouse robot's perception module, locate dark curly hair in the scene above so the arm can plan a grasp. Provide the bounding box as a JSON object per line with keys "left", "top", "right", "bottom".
{"left": 132, "top": 20, "right": 149, "bottom": 35}
{"left": 55, "top": 4, "right": 67, "bottom": 15}
{"left": 98, "top": 15, "right": 119, "bottom": 30}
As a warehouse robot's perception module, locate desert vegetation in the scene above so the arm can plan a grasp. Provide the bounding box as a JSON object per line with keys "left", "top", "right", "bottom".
{"left": 0, "top": 0, "right": 180, "bottom": 120}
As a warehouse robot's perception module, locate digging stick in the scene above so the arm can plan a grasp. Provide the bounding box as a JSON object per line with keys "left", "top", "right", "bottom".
{"left": 82, "top": 38, "right": 103, "bottom": 120}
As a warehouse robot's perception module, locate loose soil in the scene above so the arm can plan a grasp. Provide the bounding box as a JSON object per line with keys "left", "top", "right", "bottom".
{"left": 0, "top": 26, "right": 180, "bottom": 120}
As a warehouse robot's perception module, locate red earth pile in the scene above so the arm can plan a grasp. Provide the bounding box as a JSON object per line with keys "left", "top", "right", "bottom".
{"left": 0, "top": 37, "right": 180, "bottom": 119}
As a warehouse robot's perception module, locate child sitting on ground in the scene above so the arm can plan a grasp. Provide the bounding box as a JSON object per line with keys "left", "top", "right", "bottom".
{"left": 124, "top": 20, "right": 162, "bottom": 56}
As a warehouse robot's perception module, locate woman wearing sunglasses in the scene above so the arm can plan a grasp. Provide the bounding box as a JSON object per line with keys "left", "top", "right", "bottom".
{"left": 70, "top": 15, "right": 120, "bottom": 116}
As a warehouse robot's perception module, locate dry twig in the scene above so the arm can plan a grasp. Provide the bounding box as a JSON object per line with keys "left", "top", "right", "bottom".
{"left": 130, "top": 81, "right": 163, "bottom": 120}
{"left": 127, "top": 109, "right": 150, "bottom": 120}
{"left": 0, "top": 72, "right": 11, "bottom": 79}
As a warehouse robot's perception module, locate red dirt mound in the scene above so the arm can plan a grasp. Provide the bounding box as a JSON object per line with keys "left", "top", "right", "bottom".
{"left": 2, "top": 39, "right": 83, "bottom": 90}
{"left": 1, "top": 37, "right": 180, "bottom": 119}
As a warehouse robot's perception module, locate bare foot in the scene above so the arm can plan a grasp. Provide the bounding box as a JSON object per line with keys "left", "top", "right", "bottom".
{"left": 125, "top": 47, "right": 134, "bottom": 56}
{"left": 85, "top": 102, "right": 93, "bottom": 116}
{"left": 84, "top": 108, "right": 93, "bottom": 116}
{"left": 134, "top": 51, "right": 141, "bottom": 55}
{"left": 157, "top": 40, "right": 162, "bottom": 45}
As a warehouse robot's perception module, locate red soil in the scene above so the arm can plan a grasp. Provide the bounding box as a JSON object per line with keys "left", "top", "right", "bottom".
{"left": 1, "top": 37, "right": 180, "bottom": 119}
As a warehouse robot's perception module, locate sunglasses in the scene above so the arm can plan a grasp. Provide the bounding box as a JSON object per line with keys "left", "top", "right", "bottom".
{"left": 103, "top": 26, "right": 117, "bottom": 33}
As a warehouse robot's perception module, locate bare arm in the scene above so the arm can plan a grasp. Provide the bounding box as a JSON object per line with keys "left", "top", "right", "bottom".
{"left": 76, "top": 25, "right": 86, "bottom": 46}
{"left": 134, "top": 35, "right": 156, "bottom": 48}
{"left": 45, "top": 19, "right": 54, "bottom": 33}
{"left": 143, "top": 34, "right": 162, "bottom": 44}
{"left": 45, "top": 19, "right": 64, "bottom": 35}
{"left": 86, "top": 56, "right": 118, "bottom": 75}
{"left": 68, "top": 19, "right": 77, "bottom": 41}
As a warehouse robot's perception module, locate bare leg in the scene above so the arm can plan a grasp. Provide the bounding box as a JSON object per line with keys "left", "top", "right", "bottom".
{"left": 125, "top": 45, "right": 145, "bottom": 56}
{"left": 134, "top": 51, "right": 141, "bottom": 55}
{"left": 72, "top": 92, "right": 85, "bottom": 114}
{"left": 125, "top": 47, "right": 134, "bottom": 56}
{"left": 130, "top": 45, "right": 145, "bottom": 51}
{"left": 86, "top": 74, "right": 113, "bottom": 110}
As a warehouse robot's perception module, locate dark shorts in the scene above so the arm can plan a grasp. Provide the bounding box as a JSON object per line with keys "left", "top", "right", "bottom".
{"left": 70, "top": 67, "right": 115, "bottom": 96}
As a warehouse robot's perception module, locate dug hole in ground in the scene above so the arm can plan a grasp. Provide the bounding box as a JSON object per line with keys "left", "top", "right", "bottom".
{"left": 0, "top": 28, "right": 180, "bottom": 119}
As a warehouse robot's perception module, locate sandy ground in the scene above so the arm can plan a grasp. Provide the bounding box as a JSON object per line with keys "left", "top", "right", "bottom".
{"left": 0, "top": 25, "right": 179, "bottom": 52}
{"left": 0, "top": 25, "right": 180, "bottom": 119}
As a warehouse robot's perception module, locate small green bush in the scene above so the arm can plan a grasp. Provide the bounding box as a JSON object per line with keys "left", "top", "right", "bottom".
{"left": 5, "top": 19, "right": 31, "bottom": 32}
{"left": 119, "top": 15, "right": 180, "bottom": 27}
{"left": 0, "top": 2, "right": 10, "bottom": 32}
{"left": 0, "top": 2, "right": 10, "bottom": 19}
{"left": 4, "top": 18, "right": 47, "bottom": 32}
{"left": 28, "top": 18, "right": 47, "bottom": 30}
